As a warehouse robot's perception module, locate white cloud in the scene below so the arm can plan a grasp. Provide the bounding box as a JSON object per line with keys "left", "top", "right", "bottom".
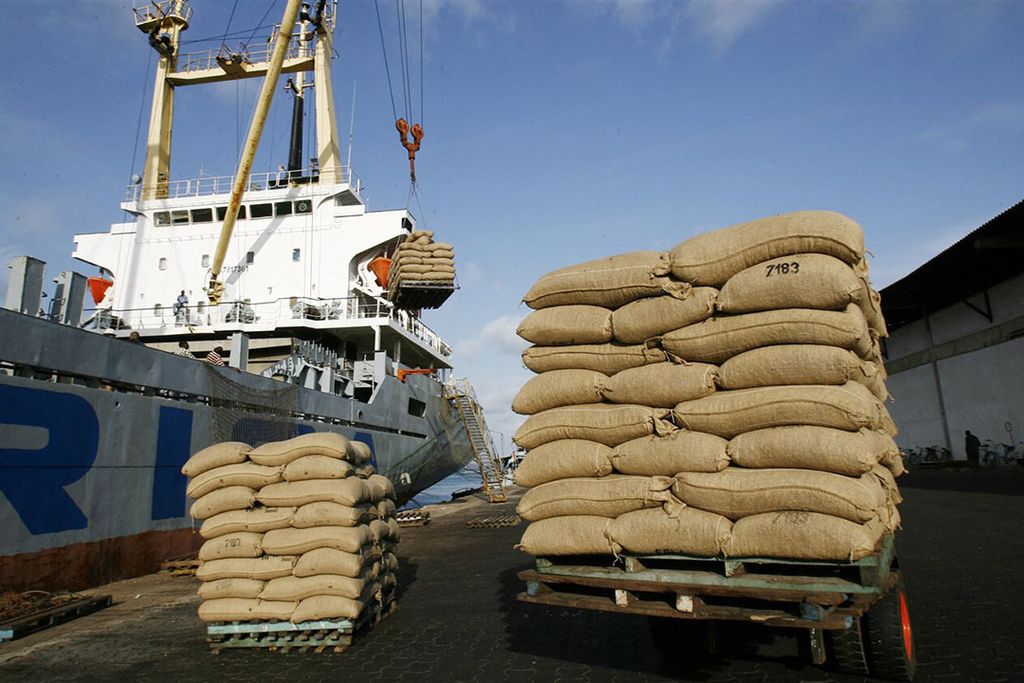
{"left": 914, "top": 101, "right": 1024, "bottom": 154}
{"left": 612, "top": 0, "right": 660, "bottom": 33}
{"left": 681, "top": 0, "right": 785, "bottom": 52}
{"left": 454, "top": 313, "right": 526, "bottom": 361}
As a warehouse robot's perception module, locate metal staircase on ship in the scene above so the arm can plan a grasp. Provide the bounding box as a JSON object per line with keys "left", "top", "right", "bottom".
{"left": 446, "top": 379, "right": 508, "bottom": 503}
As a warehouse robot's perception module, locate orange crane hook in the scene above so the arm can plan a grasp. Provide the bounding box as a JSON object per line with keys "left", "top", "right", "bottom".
{"left": 396, "top": 118, "right": 424, "bottom": 183}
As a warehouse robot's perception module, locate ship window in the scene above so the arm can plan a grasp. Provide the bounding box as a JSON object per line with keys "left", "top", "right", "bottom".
{"left": 159, "top": 257, "right": 168, "bottom": 270}
{"left": 191, "top": 208, "right": 213, "bottom": 223}
{"left": 294, "top": 199, "right": 312, "bottom": 214}
{"left": 407, "top": 398, "right": 426, "bottom": 417}
{"left": 154, "top": 211, "right": 171, "bottom": 227}
{"left": 246, "top": 251, "right": 255, "bottom": 264}
{"left": 171, "top": 210, "right": 189, "bottom": 225}
{"left": 292, "top": 248, "right": 301, "bottom": 262}
{"left": 274, "top": 201, "right": 292, "bottom": 217}
{"left": 216, "top": 205, "right": 246, "bottom": 220}
{"left": 201, "top": 254, "right": 210, "bottom": 268}
{"left": 250, "top": 203, "right": 272, "bottom": 219}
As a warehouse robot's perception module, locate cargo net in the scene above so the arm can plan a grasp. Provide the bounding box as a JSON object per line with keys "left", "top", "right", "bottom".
{"left": 387, "top": 230, "right": 456, "bottom": 309}
{"left": 206, "top": 366, "right": 304, "bottom": 447}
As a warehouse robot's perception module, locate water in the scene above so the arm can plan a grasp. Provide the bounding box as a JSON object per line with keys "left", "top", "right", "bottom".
{"left": 403, "top": 462, "right": 484, "bottom": 509}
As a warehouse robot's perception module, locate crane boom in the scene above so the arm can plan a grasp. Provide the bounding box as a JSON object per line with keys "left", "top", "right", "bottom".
{"left": 207, "top": 0, "right": 304, "bottom": 305}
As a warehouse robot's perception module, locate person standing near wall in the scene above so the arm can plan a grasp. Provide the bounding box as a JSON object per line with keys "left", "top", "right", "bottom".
{"left": 965, "top": 430, "right": 981, "bottom": 466}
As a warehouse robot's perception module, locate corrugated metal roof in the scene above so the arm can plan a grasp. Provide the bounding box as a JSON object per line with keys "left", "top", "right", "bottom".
{"left": 880, "top": 199, "right": 1024, "bottom": 331}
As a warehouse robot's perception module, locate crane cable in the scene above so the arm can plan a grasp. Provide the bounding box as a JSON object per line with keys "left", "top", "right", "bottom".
{"left": 376, "top": 0, "right": 426, "bottom": 187}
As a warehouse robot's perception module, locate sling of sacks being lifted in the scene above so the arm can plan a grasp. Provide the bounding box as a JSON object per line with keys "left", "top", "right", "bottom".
{"left": 180, "top": 433, "right": 401, "bottom": 624}
{"left": 512, "top": 210, "right": 904, "bottom": 562}
{"left": 387, "top": 229, "right": 456, "bottom": 299}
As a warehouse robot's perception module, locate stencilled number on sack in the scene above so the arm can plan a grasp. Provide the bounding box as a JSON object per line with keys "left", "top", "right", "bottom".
{"left": 773, "top": 511, "right": 810, "bottom": 524}
{"left": 765, "top": 261, "right": 800, "bottom": 277}
{"left": 224, "top": 537, "right": 242, "bottom": 547}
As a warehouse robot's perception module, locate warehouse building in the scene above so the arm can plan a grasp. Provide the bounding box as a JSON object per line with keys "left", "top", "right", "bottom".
{"left": 880, "top": 200, "right": 1024, "bottom": 461}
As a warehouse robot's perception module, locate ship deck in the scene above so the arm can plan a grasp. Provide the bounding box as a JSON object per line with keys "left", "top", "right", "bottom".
{"left": 1, "top": 470, "right": 1021, "bottom": 681}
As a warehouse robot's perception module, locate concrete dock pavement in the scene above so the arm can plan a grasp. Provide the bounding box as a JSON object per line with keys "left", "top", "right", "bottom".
{"left": 0, "top": 468, "right": 1021, "bottom": 681}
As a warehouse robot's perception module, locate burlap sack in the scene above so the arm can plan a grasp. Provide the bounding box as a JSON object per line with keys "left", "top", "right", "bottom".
{"left": 662, "top": 305, "right": 873, "bottom": 364}
{"left": 523, "top": 251, "right": 673, "bottom": 309}
{"left": 717, "top": 345, "right": 887, "bottom": 400}
{"left": 260, "top": 574, "right": 368, "bottom": 602}
{"left": 377, "top": 499, "right": 397, "bottom": 520}
{"left": 197, "top": 578, "right": 266, "bottom": 600}
{"left": 292, "top": 502, "right": 374, "bottom": 528}
{"left": 189, "top": 486, "right": 256, "bottom": 521}
{"left": 394, "top": 271, "right": 454, "bottom": 282}
{"left": 859, "top": 279, "right": 888, "bottom": 337}
{"left": 368, "top": 519, "right": 390, "bottom": 543}
{"left": 727, "top": 427, "right": 888, "bottom": 476}
{"left": 383, "top": 552, "right": 399, "bottom": 573}
{"left": 668, "top": 211, "right": 864, "bottom": 286}
{"left": 871, "top": 464, "right": 903, "bottom": 505}
{"left": 517, "top": 475, "right": 676, "bottom": 521}
{"left": 724, "top": 511, "right": 885, "bottom": 561}
{"left": 356, "top": 463, "right": 377, "bottom": 478}
{"left": 347, "top": 441, "right": 374, "bottom": 465}
{"left": 673, "top": 383, "right": 883, "bottom": 438}
{"left": 513, "top": 440, "right": 614, "bottom": 487}
{"left": 283, "top": 455, "right": 357, "bottom": 482}
{"left": 876, "top": 432, "right": 904, "bottom": 475}
{"left": 717, "top": 253, "right": 863, "bottom": 314}
{"left": 878, "top": 403, "right": 898, "bottom": 437}
{"left": 386, "top": 517, "right": 401, "bottom": 542}
{"left": 607, "top": 500, "right": 733, "bottom": 556}
{"left": 186, "top": 463, "right": 283, "bottom": 499}
{"left": 432, "top": 248, "right": 455, "bottom": 259}
{"left": 515, "top": 516, "right": 613, "bottom": 556}
{"left": 523, "top": 341, "right": 666, "bottom": 375}
{"left": 602, "top": 362, "right": 718, "bottom": 408}
{"left": 366, "top": 474, "right": 396, "bottom": 502}
{"left": 198, "top": 532, "right": 264, "bottom": 561}
{"left": 262, "top": 526, "right": 371, "bottom": 555}
{"left": 517, "top": 306, "right": 614, "bottom": 345}
{"left": 199, "top": 506, "right": 296, "bottom": 539}
{"left": 610, "top": 430, "right": 730, "bottom": 476}
{"left": 611, "top": 286, "right": 718, "bottom": 344}
{"left": 293, "top": 547, "right": 367, "bottom": 578}
{"left": 514, "top": 404, "right": 675, "bottom": 450}
{"left": 512, "top": 369, "right": 606, "bottom": 415}
{"left": 249, "top": 432, "right": 352, "bottom": 466}
{"left": 257, "top": 478, "right": 368, "bottom": 507}
{"left": 198, "top": 598, "right": 296, "bottom": 623}
{"left": 181, "top": 442, "right": 251, "bottom": 478}
{"left": 672, "top": 468, "right": 888, "bottom": 523}
{"left": 195, "top": 555, "right": 297, "bottom": 581}
{"left": 291, "top": 595, "right": 364, "bottom": 622}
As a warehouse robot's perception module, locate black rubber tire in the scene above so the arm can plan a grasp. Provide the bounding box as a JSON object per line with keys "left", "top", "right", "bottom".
{"left": 827, "top": 618, "right": 870, "bottom": 676}
{"left": 647, "top": 617, "right": 710, "bottom": 660}
{"left": 864, "top": 575, "right": 917, "bottom": 681}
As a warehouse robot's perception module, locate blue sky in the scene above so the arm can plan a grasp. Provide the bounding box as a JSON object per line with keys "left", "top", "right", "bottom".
{"left": 1, "top": 0, "right": 1023, "bottom": 449}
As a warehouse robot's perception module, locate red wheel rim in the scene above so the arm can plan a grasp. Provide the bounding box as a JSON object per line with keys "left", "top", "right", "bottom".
{"left": 898, "top": 591, "right": 914, "bottom": 661}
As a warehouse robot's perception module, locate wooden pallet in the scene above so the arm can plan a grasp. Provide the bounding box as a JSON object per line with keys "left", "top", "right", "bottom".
{"left": 465, "top": 514, "right": 520, "bottom": 529}
{"left": 206, "top": 592, "right": 396, "bottom": 654}
{"left": 395, "top": 510, "right": 430, "bottom": 527}
{"left": 0, "top": 595, "right": 113, "bottom": 643}
{"left": 519, "top": 536, "right": 896, "bottom": 631}
{"left": 161, "top": 553, "right": 201, "bottom": 576}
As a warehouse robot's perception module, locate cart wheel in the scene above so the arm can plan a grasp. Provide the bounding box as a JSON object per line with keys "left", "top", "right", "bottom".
{"left": 865, "top": 575, "right": 916, "bottom": 681}
{"left": 827, "top": 618, "right": 870, "bottom": 676}
{"left": 647, "top": 617, "right": 710, "bottom": 660}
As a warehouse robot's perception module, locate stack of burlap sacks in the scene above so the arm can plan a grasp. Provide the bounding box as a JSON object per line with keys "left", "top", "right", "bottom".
{"left": 180, "top": 433, "right": 401, "bottom": 623}
{"left": 387, "top": 229, "right": 456, "bottom": 298}
{"left": 513, "top": 210, "right": 904, "bottom": 562}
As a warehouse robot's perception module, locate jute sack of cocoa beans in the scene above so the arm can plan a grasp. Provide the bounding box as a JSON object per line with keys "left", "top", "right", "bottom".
{"left": 513, "top": 440, "right": 614, "bottom": 487}
{"left": 523, "top": 251, "right": 673, "bottom": 309}
{"left": 611, "top": 285, "right": 718, "bottom": 344}
{"left": 517, "top": 305, "right": 613, "bottom": 346}
{"left": 668, "top": 210, "right": 864, "bottom": 287}
{"left": 607, "top": 500, "right": 733, "bottom": 557}
{"left": 516, "top": 475, "right": 677, "bottom": 521}
{"left": 724, "top": 511, "right": 886, "bottom": 561}
{"left": 515, "top": 515, "right": 614, "bottom": 556}
{"left": 514, "top": 404, "right": 675, "bottom": 450}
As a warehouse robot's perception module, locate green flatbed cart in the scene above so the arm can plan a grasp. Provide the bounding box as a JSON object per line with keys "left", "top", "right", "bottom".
{"left": 518, "top": 534, "right": 915, "bottom": 680}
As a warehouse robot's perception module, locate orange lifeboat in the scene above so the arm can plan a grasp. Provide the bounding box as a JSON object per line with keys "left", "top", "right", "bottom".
{"left": 368, "top": 256, "right": 391, "bottom": 288}
{"left": 87, "top": 277, "right": 113, "bottom": 304}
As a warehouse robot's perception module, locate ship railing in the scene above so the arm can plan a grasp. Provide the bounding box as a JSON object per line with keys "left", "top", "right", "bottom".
{"left": 83, "top": 295, "right": 452, "bottom": 358}
{"left": 132, "top": 1, "right": 192, "bottom": 29}
{"left": 124, "top": 166, "right": 361, "bottom": 202}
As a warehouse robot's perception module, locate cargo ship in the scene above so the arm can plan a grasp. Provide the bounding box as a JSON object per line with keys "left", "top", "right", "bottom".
{"left": 0, "top": 0, "right": 503, "bottom": 592}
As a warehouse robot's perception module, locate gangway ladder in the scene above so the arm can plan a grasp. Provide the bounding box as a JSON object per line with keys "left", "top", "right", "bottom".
{"left": 447, "top": 379, "right": 508, "bottom": 503}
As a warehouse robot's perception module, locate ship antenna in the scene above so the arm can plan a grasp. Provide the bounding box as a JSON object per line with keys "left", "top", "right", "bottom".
{"left": 347, "top": 81, "right": 357, "bottom": 171}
